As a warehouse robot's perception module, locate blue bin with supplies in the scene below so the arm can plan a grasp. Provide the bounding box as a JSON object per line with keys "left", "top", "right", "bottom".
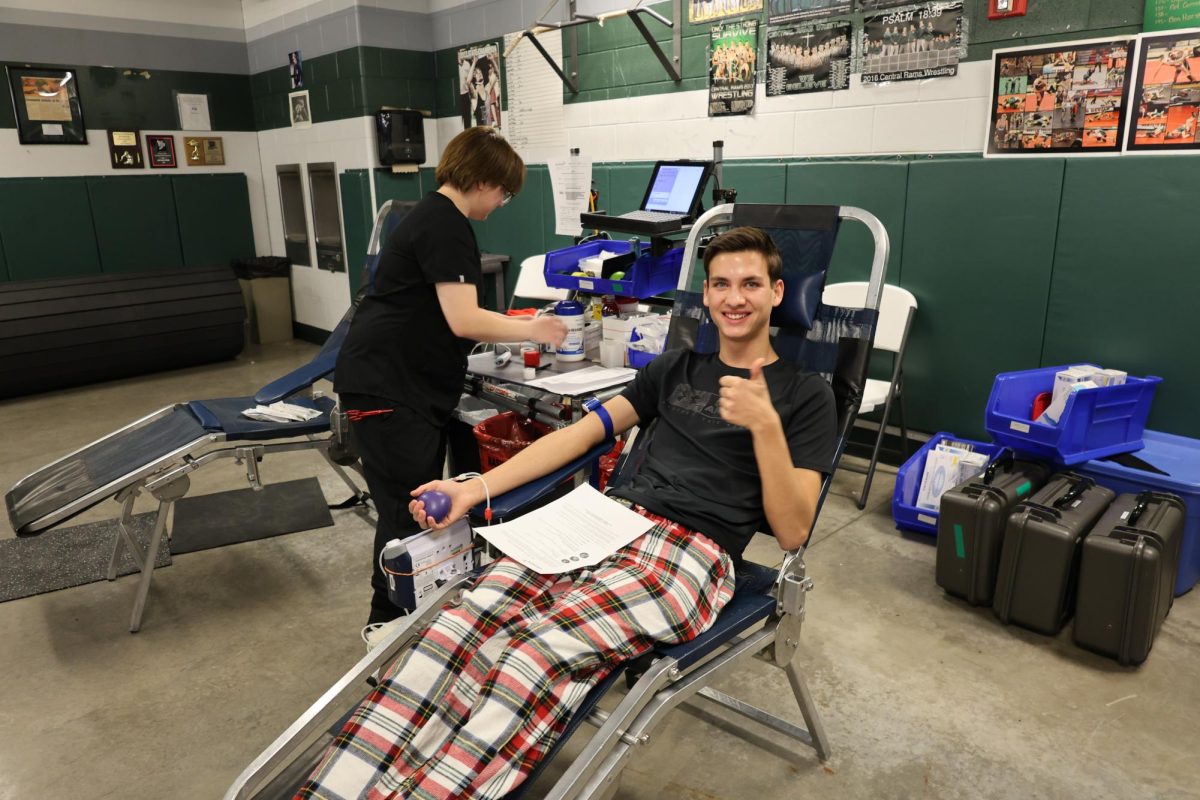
{"left": 543, "top": 240, "right": 685, "bottom": 299}
{"left": 892, "top": 432, "right": 1005, "bottom": 535}
{"left": 984, "top": 366, "right": 1162, "bottom": 465}
{"left": 1077, "top": 429, "right": 1200, "bottom": 596}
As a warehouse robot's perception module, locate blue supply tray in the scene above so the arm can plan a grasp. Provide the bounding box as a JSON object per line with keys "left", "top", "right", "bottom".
{"left": 1076, "top": 429, "right": 1200, "bottom": 597}
{"left": 892, "top": 432, "right": 1005, "bottom": 536}
{"left": 544, "top": 240, "right": 685, "bottom": 299}
{"left": 984, "top": 366, "right": 1162, "bottom": 465}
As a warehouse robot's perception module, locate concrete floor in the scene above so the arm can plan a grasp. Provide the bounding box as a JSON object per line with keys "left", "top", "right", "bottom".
{"left": 0, "top": 341, "right": 1197, "bottom": 800}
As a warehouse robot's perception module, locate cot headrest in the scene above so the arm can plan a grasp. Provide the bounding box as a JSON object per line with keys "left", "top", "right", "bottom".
{"left": 770, "top": 271, "right": 825, "bottom": 332}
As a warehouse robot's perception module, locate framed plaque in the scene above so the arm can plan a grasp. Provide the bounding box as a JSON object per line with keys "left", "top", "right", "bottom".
{"left": 6, "top": 64, "right": 87, "bottom": 144}
{"left": 146, "top": 134, "right": 177, "bottom": 168}
{"left": 184, "top": 136, "right": 225, "bottom": 166}
{"left": 108, "top": 129, "right": 143, "bottom": 168}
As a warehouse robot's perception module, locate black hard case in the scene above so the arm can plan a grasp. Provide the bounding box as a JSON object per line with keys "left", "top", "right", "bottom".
{"left": 936, "top": 453, "right": 1051, "bottom": 606}
{"left": 992, "top": 473, "right": 1115, "bottom": 635}
{"left": 1073, "top": 492, "right": 1186, "bottom": 665}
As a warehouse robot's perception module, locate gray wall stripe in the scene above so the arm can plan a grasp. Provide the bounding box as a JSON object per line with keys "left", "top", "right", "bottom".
{"left": 0, "top": 21, "right": 250, "bottom": 74}
{"left": 0, "top": 7, "right": 245, "bottom": 43}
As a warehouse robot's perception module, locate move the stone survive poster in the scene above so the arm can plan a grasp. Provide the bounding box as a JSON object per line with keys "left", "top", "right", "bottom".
{"left": 709, "top": 19, "right": 759, "bottom": 116}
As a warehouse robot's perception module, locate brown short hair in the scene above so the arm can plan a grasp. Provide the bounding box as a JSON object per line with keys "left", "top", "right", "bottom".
{"left": 435, "top": 126, "right": 526, "bottom": 195}
{"left": 702, "top": 226, "right": 782, "bottom": 283}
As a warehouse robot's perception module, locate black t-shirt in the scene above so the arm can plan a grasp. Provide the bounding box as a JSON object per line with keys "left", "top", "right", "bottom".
{"left": 334, "top": 192, "right": 483, "bottom": 425}
{"left": 611, "top": 348, "right": 837, "bottom": 561}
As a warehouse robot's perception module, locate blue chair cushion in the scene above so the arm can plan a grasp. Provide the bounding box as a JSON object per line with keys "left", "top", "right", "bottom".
{"left": 187, "top": 395, "right": 336, "bottom": 440}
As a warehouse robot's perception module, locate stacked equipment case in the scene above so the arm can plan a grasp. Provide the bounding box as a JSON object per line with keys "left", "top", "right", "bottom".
{"left": 935, "top": 452, "right": 1051, "bottom": 606}
{"left": 1074, "top": 493, "right": 1186, "bottom": 665}
{"left": 992, "top": 474, "right": 1115, "bottom": 635}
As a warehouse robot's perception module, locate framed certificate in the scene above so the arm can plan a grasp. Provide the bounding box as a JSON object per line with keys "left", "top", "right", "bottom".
{"left": 6, "top": 64, "right": 87, "bottom": 144}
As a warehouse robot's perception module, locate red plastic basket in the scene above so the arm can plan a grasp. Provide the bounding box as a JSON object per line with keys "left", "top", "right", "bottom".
{"left": 596, "top": 439, "right": 625, "bottom": 492}
{"left": 472, "top": 411, "right": 552, "bottom": 472}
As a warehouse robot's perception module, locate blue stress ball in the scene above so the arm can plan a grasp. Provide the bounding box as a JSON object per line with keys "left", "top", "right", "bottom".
{"left": 418, "top": 490, "right": 452, "bottom": 524}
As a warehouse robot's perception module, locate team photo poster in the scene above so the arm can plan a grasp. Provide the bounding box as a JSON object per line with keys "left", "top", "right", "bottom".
{"left": 986, "top": 37, "right": 1135, "bottom": 155}
{"left": 709, "top": 19, "right": 759, "bottom": 116}
{"left": 860, "top": 1, "right": 963, "bottom": 84}
{"left": 766, "top": 20, "right": 852, "bottom": 95}
{"left": 767, "top": 0, "right": 851, "bottom": 24}
{"left": 690, "top": 0, "right": 764, "bottom": 24}
{"left": 1126, "top": 29, "right": 1200, "bottom": 151}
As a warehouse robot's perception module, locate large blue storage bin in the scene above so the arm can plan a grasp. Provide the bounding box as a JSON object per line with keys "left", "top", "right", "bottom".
{"left": 1076, "top": 429, "right": 1200, "bottom": 596}
{"left": 984, "top": 366, "right": 1161, "bottom": 465}
{"left": 892, "top": 432, "right": 1005, "bottom": 536}
{"left": 543, "top": 241, "right": 684, "bottom": 299}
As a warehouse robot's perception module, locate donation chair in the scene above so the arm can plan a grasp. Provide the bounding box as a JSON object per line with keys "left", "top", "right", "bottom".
{"left": 822, "top": 281, "right": 918, "bottom": 509}
{"left": 2, "top": 200, "right": 415, "bottom": 633}
{"left": 224, "top": 202, "right": 890, "bottom": 800}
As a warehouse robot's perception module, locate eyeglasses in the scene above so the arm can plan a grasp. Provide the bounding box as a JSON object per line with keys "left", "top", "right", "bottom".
{"left": 499, "top": 188, "right": 514, "bottom": 206}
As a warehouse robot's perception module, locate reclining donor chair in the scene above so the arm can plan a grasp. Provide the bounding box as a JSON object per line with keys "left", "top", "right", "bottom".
{"left": 225, "top": 202, "right": 890, "bottom": 799}
{"left": 2, "top": 200, "right": 416, "bottom": 633}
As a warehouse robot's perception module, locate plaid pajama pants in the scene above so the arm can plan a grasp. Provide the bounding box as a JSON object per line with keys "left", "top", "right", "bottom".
{"left": 297, "top": 506, "right": 735, "bottom": 800}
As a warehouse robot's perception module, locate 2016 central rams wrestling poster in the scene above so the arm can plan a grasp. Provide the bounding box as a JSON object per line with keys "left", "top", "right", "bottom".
{"left": 709, "top": 19, "right": 759, "bottom": 116}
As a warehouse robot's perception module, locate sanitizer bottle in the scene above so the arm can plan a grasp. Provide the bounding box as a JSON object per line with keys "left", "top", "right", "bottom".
{"left": 554, "top": 299, "right": 586, "bottom": 362}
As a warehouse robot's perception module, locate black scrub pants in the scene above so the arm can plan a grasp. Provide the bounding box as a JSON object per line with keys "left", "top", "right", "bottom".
{"left": 341, "top": 393, "right": 447, "bottom": 624}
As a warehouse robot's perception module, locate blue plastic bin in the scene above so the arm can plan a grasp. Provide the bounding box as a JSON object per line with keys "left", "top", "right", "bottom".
{"left": 984, "top": 366, "right": 1162, "bottom": 465}
{"left": 1076, "top": 429, "right": 1200, "bottom": 597}
{"left": 543, "top": 241, "right": 685, "bottom": 299}
{"left": 892, "top": 432, "right": 1005, "bottom": 535}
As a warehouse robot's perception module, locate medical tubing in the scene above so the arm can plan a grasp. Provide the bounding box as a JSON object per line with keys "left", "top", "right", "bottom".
{"left": 455, "top": 471, "right": 492, "bottom": 523}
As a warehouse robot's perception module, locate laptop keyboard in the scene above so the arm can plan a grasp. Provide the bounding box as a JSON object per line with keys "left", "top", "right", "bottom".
{"left": 621, "top": 210, "right": 684, "bottom": 222}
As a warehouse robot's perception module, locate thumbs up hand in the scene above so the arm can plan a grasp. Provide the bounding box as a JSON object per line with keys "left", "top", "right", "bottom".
{"left": 718, "top": 357, "right": 778, "bottom": 432}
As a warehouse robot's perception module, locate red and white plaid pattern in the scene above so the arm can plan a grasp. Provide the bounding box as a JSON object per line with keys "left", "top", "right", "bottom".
{"left": 297, "top": 509, "right": 734, "bottom": 800}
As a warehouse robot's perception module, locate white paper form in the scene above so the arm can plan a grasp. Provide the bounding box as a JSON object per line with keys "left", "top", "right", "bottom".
{"left": 525, "top": 365, "right": 636, "bottom": 395}
{"left": 548, "top": 156, "right": 593, "bottom": 237}
{"left": 476, "top": 484, "right": 654, "bottom": 574}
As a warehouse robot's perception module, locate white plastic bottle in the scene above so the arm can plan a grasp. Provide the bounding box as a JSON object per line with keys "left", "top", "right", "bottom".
{"left": 554, "top": 299, "right": 586, "bottom": 362}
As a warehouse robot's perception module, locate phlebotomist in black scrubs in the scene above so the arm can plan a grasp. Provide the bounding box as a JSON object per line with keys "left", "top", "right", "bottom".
{"left": 335, "top": 126, "right": 567, "bottom": 624}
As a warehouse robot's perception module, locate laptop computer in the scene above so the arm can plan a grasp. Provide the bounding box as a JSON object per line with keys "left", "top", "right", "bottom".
{"left": 580, "top": 159, "right": 714, "bottom": 236}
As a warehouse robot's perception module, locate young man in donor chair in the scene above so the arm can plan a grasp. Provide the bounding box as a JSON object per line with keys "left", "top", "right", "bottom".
{"left": 298, "top": 226, "right": 837, "bottom": 800}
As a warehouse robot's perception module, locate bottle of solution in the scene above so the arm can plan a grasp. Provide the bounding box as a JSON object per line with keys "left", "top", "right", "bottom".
{"left": 554, "top": 299, "right": 586, "bottom": 362}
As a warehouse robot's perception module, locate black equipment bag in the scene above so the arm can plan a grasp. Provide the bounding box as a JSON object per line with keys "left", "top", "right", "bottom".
{"left": 935, "top": 451, "right": 1051, "bottom": 605}
{"left": 992, "top": 473, "right": 1115, "bottom": 635}
{"left": 1073, "top": 492, "right": 1186, "bottom": 665}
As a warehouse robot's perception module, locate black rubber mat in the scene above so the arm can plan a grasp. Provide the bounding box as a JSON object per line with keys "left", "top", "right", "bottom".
{"left": 170, "top": 477, "right": 333, "bottom": 554}
{"left": 0, "top": 513, "right": 172, "bottom": 603}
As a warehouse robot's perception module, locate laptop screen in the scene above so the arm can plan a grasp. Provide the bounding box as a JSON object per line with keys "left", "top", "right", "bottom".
{"left": 640, "top": 161, "right": 713, "bottom": 214}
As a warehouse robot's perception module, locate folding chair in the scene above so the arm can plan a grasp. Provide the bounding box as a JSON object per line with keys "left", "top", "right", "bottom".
{"left": 2, "top": 200, "right": 415, "bottom": 633}
{"left": 822, "top": 281, "right": 918, "bottom": 510}
{"left": 224, "top": 202, "right": 889, "bottom": 799}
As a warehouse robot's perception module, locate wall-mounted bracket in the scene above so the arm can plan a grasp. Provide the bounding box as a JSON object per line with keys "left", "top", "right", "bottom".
{"left": 507, "top": 0, "right": 683, "bottom": 94}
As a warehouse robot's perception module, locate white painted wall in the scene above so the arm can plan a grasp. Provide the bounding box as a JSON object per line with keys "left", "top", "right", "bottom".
{"left": 561, "top": 60, "right": 992, "bottom": 163}
{"left": 0, "top": 0, "right": 246, "bottom": 28}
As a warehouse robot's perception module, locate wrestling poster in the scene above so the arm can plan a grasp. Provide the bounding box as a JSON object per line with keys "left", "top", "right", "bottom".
{"left": 985, "top": 37, "right": 1135, "bottom": 155}
{"left": 690, "top": 0, "right": 764, "bottom": 25}
{"left": 766, "top": 20, "right": 852, "bottom": 95}
{"left": 767, "top": 0, "right": 851, "bottom": 25}
{"left": 709, "top": 19, "right": 759, "bottom": 116}
{"left": 1126, "top": 29, "right": 1200, "bottom": 151}
{"left": 458, "top": 43, "right": 503, "bottom": 131}
{"left": 860, "top": 1, "right": 964, "bottom": 85}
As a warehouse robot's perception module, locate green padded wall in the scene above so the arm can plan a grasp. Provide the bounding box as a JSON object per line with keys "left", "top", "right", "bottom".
{"left": 901, "top": 159, "right": 1065, "bottom": 439}
{"left": 341, "top": 170, "right": 373, "bottom": 297}
{"left": 785, "top": 161, "right": 909, "bottom": 285}
{"left": 171, "top": 174, "right": 255, "bottom": 267}
{"left": 1045, "top": 156, "right": 1200, "bottom": 438}
{"left": 0, "top": 179, "right": 101, "bottom": 281}
{"left": 86, "top": 176, "right": 183, "bottom": 273}
{"left": 0, "top": 231, "right": 8, "bottom": 281}
{"left": 722, "top": 162, "right": 788, "bottom": 204}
